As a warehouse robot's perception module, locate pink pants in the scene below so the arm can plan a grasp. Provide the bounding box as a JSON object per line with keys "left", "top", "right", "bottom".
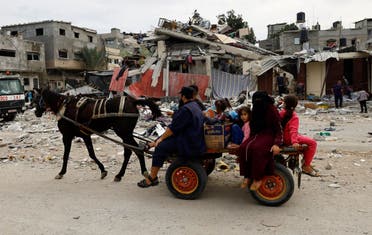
{"left": 297, "top": 135, "right": 317, "bottom": 166}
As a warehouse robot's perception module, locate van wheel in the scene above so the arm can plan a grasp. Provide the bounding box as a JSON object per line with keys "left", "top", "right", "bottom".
{"left": 250, "top": 163, "right": 294, "bottom": 206}
{"left": 165, "top": 160, "right": 207, "bottom": 200}
{"left": 3, "top": 114, "right": 16, "bottom": 121}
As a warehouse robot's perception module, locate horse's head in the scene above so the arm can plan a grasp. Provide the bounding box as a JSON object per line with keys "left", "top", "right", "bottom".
{"left": 33, "top": 88, "right": 46, "bottom": 117}
{"left": 34, "top": 88, "right": 67, "bottom": 118}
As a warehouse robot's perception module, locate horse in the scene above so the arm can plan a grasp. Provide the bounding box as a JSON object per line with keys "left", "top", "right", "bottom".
{"left": 34, "top": 88, "right": 161, "bottom": 181}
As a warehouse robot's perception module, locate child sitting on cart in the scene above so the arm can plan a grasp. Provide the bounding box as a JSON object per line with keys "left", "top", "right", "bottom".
{"left": 228, "top": 91, "right": 282, "bottom": 191}
{"left": 280, "top": 95, "right": 320, "bottom": 177}
{"left": 205, "top": 98, "right": 231, "bottom": 121}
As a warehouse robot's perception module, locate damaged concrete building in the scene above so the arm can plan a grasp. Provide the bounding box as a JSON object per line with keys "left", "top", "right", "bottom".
{"left": 1, "top": 21, "right": 103, "bottom": 90}
{"left": 99, "top": 28, "right": 148, "bottom": 70}
{"left": 0, "top": 33, "right": 45, "bottom": 90}
{"left": 256, "top": 13, "right": 372, "bottom": 97}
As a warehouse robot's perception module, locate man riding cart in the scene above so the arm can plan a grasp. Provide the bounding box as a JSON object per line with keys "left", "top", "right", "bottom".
{"left": 137, "top": 86, "right": 206, "bottom": 188}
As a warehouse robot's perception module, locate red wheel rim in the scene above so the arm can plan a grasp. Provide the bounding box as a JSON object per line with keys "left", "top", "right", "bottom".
{"left": 256, "top": 174, "right": 286, "bottom": 200}
{"left": 171, "top": 167, "right": 199, "bottom": 195}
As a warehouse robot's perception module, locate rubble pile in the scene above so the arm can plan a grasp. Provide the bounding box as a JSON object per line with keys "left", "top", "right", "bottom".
{"left": 0, "top": 98, "right": 370, "bottom": 181}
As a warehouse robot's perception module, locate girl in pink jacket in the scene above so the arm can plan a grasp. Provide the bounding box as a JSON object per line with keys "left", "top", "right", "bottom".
{"left": 280, "top": 95, "right": 320, "bottom": 177}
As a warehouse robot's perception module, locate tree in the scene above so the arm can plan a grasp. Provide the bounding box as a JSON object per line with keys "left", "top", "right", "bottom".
{"left": 218, "top": 10, "right": 256, "bottom": 44}
{"left": 78, "top": 47, "right": 106, "bottom": 71}
{"left": 226, "top": 10, "right": 247, "bottom": 31}
{"left": 244, "top": 28, "right": 256, "bottom": 44}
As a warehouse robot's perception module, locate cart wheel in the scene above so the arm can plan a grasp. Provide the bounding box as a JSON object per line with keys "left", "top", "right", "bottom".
{"left": 250, "top": 162, "right": 294, "bottom": 206}
{"left": 165, "top": 160, "right": 207, "bottom": 200}
{"left": 202, "top": 159, "right": 215, "bottom": 175}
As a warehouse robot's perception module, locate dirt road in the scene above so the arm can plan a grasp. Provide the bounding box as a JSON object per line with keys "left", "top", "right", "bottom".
{"left": 0, "top": 108, "right": 371, "bottom": 234}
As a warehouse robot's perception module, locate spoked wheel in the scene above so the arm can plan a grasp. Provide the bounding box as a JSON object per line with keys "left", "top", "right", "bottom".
{"left": 165, "top": 160, "right": 207, "bottom": 200}
{"left": 250, "top": 163, "right": 294, "bottom": 206}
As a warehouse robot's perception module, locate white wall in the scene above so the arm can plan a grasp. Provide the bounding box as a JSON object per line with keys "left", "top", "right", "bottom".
{"left": 306, "top": 62, "right": 326, "bottom": 96}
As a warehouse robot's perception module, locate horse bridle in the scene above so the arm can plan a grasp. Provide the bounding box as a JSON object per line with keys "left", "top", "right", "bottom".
{"left": 38, "top": 94, "right": 66, "bottom": 114}
{"left": 38, "top": 96, "right": 45, "bottom": 109}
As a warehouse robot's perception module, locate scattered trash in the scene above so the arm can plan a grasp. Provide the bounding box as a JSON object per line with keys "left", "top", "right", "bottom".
{"left": 313, "top": 134, "right": 325, "bottom": 141}
{"left": 328, "top": 183, "right": 341, "bottom": 188}
{"left": 260, "top": 221, "right": 282, "bottom": 228}
{"left": 325, "top": 163, "right": 333, "bottom": 170}
{"left": 329, "top": 153, "right": 343, "bottom": 158}
{"left": 319, "top": 131, "right": 331, "bottom": 136}
{"left": 0, "top": 142, "right": 7, "bottom": 148}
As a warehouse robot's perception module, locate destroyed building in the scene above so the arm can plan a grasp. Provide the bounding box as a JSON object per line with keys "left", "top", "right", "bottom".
{"left": 1, "top": 21, "right": 103, "bottom": 90}
{"left": 120, "top": 16, "right": 276, "bottom": 100}
{"left": 99, "top": 28, "right": 148, "bottom": 70}
{"left": 0, "top": 33, "right": 45, "bottom": 90}
{"left": 256, "top": 13, "right": 372, "bottom": 97}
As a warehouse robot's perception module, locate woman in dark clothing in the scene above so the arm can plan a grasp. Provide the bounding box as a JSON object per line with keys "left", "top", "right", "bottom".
{"left": 235, "top": 91, "right": 283, "bottom": 190}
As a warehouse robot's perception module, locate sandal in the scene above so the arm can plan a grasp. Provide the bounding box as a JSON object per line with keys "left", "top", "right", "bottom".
{"left": 310, "top": 165, "right": 320, "bottom": 172}
{"left": 137, "top": 175, "right": 159, "bottom": 188}
{"left": 240, "top": 178, "right": 250, "bottom": 189}
{"left": 250, "top": 180, "right": 262, "bottom": 191}
{"left": 302, "top": 168, "right": 320, "bottom": 177}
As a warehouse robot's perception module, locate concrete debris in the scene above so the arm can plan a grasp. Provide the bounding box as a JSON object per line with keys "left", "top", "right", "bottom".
{"left": 0, "top": 142, "right": 8, "bottom": 148}
{"left": 325, "top": 163, "right": 333, "bottom": 170}
{"left": 328, "top": 183, "right": 341, "bottom": 188}
{"left": 215, "top": 154, "right": 239, "bottom": 172}
{"left": 0, "top": 91, "right": 370, "bottom": 193}
{"left": 329, "top": 153, "right": 343, "bottom": 158}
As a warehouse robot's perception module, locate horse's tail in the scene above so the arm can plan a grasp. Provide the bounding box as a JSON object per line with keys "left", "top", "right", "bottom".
{"left": 134, "top": 98, "right": 162, "bottom": 120}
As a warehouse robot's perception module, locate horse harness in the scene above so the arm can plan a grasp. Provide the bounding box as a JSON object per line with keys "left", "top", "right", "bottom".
{"left": 56, "top": 96, "right": 139, "bottom": 135}
{"left": 57, "top": 96, "right": 139, "bottom": 122}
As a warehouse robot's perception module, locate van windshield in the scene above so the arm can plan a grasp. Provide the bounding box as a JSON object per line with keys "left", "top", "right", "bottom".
{"left": 0, "top": 79, "right": 23, "bottom": 95}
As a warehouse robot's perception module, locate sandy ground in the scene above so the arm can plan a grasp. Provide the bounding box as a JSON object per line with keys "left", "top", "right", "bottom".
{"left": 0, "top": 105, "right": 371, "bottom": 235}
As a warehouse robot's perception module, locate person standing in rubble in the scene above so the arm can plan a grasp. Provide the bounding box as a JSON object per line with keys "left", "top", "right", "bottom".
{"left": 137, "top": 86, "right": 205, "bottom": 188}
{"left": 280, "top": 95, "right": 319, "bottom": 177}
{"left": 332, "top": 80, "right": 344, "bottom": 108}
{"left": 357, "top": 88, "right": 369, "bottom": 113}
{"left": 229, "top": 91, "right": 282, "bottom": 191}
{"left": 276, "top": 73, "right": 288, "bottom": 96}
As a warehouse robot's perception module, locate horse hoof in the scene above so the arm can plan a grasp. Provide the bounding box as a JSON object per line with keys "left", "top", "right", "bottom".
{"left": 101, "top": 171, "right": 108, "bottom": 179}
{"left": 55, "top": 174, "right": 63, "bottom": 179}
{"left": 114, "top": 176, "right": 121, "bottom": 182}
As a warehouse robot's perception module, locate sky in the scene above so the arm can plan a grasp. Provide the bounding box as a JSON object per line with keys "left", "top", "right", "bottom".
{"left": 1, "top": 0, "right": 371, "bottom": 40}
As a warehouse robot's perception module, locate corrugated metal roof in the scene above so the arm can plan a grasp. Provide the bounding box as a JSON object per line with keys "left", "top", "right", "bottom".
{"left": 303, "top": 52, "right": 339, "bottom": 63}
{"left": 257, "top": 55, "right": 294, "bottom": 76}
